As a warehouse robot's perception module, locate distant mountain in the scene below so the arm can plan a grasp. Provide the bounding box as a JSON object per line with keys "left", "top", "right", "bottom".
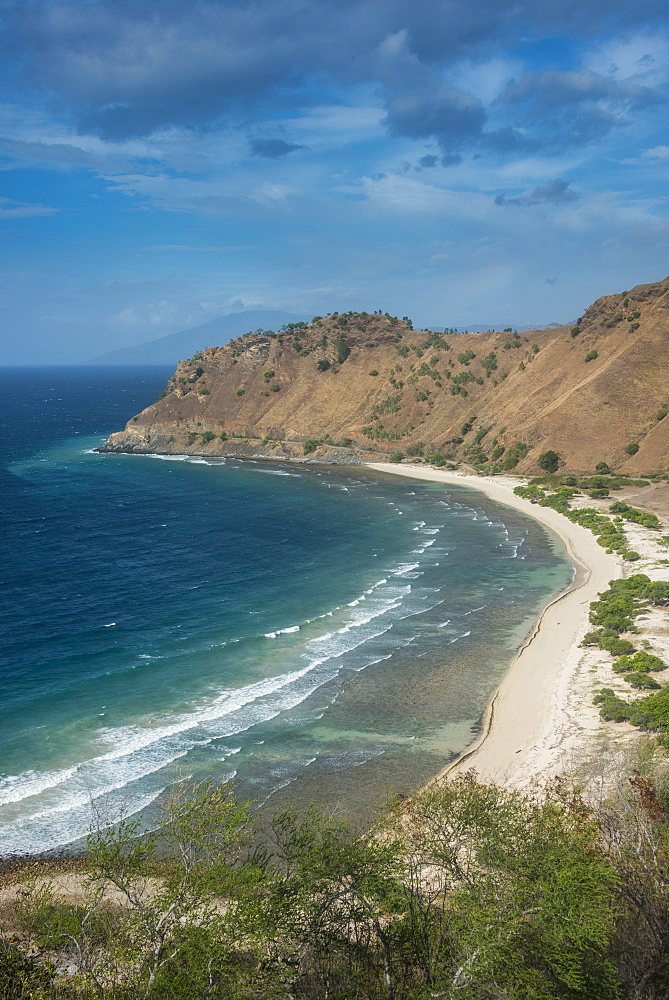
{"left": 87, "top": 311, "right": 308, "bottom": 365}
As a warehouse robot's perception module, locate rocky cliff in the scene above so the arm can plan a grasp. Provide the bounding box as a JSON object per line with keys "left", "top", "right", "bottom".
{"left": 100, "top": 276, "right": 669, "bottom": 474}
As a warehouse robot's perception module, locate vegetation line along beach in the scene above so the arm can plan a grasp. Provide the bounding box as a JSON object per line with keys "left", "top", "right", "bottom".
{"left": 367, "top": 463, "right": 622, "bottom": 787}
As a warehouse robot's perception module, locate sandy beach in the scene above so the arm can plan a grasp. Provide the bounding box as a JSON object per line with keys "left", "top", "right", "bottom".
{"left": 367, "top": 462, "right": 626, "bottom": 789}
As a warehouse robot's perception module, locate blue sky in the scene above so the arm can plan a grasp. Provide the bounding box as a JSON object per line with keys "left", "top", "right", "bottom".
{"left": 1, "top": 0, "right": 667, "bottom": 363}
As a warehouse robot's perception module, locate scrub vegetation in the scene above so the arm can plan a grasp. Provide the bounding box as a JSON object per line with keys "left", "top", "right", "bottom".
{"left": 3, "top": 767, "right": 669, "bottom": 1000}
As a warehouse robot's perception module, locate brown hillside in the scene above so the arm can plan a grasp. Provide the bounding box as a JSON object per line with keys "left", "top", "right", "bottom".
{"left": 101, "top": 277, "right": 669, "bottom": 474}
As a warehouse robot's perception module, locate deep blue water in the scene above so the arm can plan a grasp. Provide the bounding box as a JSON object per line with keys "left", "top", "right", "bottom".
{"left": 0, "top": 367, "right": 573, "bottom": 853}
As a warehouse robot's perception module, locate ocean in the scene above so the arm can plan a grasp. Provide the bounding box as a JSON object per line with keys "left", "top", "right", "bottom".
{"left": 0, "top": 366, "right": 573, "bottom": 854}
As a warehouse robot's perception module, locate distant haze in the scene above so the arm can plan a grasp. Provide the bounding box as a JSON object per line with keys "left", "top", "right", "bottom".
{"left": 87, "top": 311, "right": 308, "bottom": 366}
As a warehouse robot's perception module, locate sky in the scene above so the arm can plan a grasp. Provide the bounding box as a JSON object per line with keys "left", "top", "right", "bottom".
{"left": 0, "top": 0, "right": 668, "bottom": 363}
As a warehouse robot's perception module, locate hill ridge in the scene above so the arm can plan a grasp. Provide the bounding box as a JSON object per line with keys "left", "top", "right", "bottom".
{"left": 100, "top": 277, "right": 669, "bottom": 474}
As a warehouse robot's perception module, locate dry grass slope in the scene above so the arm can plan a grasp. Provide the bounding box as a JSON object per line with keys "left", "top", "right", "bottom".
{"left": 102, "top": 277, "right": 669, "bottom": 474}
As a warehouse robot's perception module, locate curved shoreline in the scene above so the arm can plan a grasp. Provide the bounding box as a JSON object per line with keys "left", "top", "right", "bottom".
{"left": 366, "top": 463, "right": 622, "bottom": 787}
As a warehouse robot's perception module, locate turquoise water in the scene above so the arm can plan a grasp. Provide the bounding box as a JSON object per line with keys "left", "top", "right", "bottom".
{"left": 0, "top": 367, "right": 573, "bottom": 853}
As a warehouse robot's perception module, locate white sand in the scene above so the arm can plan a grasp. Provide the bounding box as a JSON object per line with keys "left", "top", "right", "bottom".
{"left": 366, "top": 463, "right": 625, "bottom": 788}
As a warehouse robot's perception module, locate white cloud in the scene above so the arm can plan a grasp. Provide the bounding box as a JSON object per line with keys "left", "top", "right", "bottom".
{"left": 641, "top": 144, "right": 669, "bottom": 159}
{"left": 585, "top": 31, "right": 669, "bottom": 85}
{"left": 0, "top": 197, "right": 60, "bottom": 218}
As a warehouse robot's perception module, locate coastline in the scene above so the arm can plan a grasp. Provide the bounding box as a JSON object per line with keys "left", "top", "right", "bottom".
{"left": 366, "top": 462, "right": 623, "bottom": 788}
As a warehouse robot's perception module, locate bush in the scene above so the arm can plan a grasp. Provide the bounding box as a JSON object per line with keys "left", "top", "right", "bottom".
{"left": 335, "top": 340, "right": 350, "bottom": 364}
{"left": 584, "top": 350, "right": 598, "bottom": 362}
{"left": 538, "top": 449, "right": 560, "bottom": 473}
{"left": 0, "top": 945, "right": 55, "bottom": 996}
{"left": 219, "top": 432, "right": 227, "bottom": 442}
{"left": 502, "top": 442, "right": 529, "bottom": 470}
{"left": 405, "top": 442, "right": 424, "bottom": 457}
{"left": 594, "top": 688, "right": 632, "bottom": 721}
{"left": 317, "top": 358, "right": 331, "bottom": 371}
{"left": 570, "top": 326, "right": 580, "bottom": 337}
{"left": 624, "top": 673, "right": 661, "bottom": 689}
{"left": 201, "top": 431, "right": 215, "bottom": 442}
{"left": 389, "top": 452, "right": 404, "bottom": 463}
{"left": 596, "top": 462, "right": 611, "bottom": 474}
{"left": 368, "top": 369, "right": 378, "bottom": 376}
{"left": 612, "top": 651, "right": 665, "bottom": 674}
{"left": 269, "top": 384, "right": 280, "bottom": 392}
{"left": 303, "top": 439, "right": 321, "bottom": 454}
{"left": 600, "top": 636, "right": 637, "bottom": 656}
{"left": 236, "top": 388, "right": 245, "bottom": 396}
{"left": 625, "top": 442, "right": 639, "bottom": 455}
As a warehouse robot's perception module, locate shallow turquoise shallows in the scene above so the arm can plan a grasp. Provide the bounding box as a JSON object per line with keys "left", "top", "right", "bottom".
{"left": 0, "top": 367, "right": 573, "bottom": 853}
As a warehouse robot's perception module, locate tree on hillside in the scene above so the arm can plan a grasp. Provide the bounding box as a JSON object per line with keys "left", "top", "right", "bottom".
{"left": 538, "top": 449, "right": 561, "bottom": 473}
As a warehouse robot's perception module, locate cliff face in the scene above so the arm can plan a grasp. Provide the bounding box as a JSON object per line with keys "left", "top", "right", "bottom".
{"left": 101, "top": 277, "right": 669, "bottom": 474}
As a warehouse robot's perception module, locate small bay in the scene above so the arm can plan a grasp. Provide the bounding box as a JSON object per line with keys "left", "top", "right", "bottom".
{"left": 0, "top": 366, "right": 573, "bottom": 853}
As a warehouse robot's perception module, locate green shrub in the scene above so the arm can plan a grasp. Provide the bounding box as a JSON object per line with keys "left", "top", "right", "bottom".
{"left": 372, "top": 395, "right": 401, "bottom": 415}
{"left": 335, "top": 339, "right": 351, "bottom": 363}
{"left": 612, "top": 651, "right": 665, "bottom": 674}
{"left": 457, "top": 350, "right": 476, "bottom": 365}
{"left": 584, "top": 350, "right": 598, "bottom": 362}
{"left": 405, "top": 442, "right": 424, "bottom": 457}
{"left": 538, "top": 449, "right": 560, "bottom": 473}
{"left": 236, "top": 388, "right": 246, "bottom": 396}
{"left": 600, "top": 636, "right": 636, "bottom": 656}
{"left": 389, "top": 452, "right": 404, "bottom": 463}
{"left": 269, "top": 384, "right": 280, "bottom": 392}
{"left": 0, "top": 945, "right": 56, "bottom": 996}
{"left": 303, "top": 439, "right": 321, "bottom": 454}
{"left": 481, "top": 352, "right": 498, "bottom": 375}
{"left": 368, "top": 369, "right": 378, "bottom": 376}
{"left": 625, "top": 442, "right": 639, "bottom": 455}
{"left": 263, "top": 369, "right": 275, "bottom": 380}
{"left": 570, "top": 326, "right": 580, "bottom": 337}
{"left": 317, "top": 358, "right": 331, "bottom": 372}
{"left": 219, "top": 432, "right": 227, "bottom": 442}
{"left": 624, "top": 673, "right": 661, "bottom": 689}
{"left": 595, "top": 462, "right": 611, "bottom": 474}
{"left": 201, "top": 430, "right": 215, "bottom": 442}
{"left": 594, "top": 688, "right": 632, "bottom": 721}
{"left": 502, "top": 442, "right": 529, "bottom": 470}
